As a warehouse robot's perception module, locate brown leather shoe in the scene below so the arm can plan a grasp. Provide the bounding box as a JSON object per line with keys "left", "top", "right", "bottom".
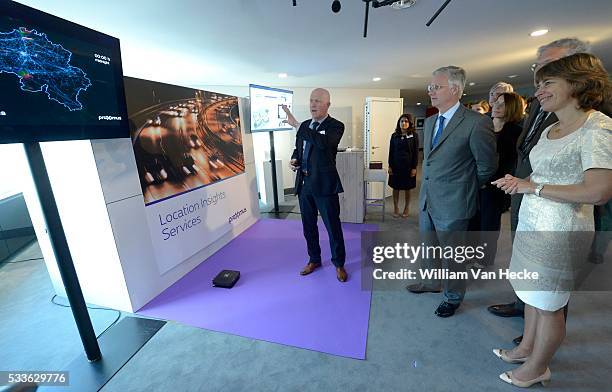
{"left": 300, "top": 262, "right": 321, "bottom": 276}
{"left": 336, "top": 267, "right": 348, "bottom": 282}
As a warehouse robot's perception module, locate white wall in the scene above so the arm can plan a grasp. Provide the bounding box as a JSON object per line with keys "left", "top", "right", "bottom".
{"left": 284, "top": 87, "right": 400, "bottom": 190}
{"left": 0, "top": 144, "right": 30, "bottom": 200}
{"left": 291, "top": 87, "right": 401, "bottom": 148}
{"left": 194, "top": 85, "right": 400, "bottom": 194}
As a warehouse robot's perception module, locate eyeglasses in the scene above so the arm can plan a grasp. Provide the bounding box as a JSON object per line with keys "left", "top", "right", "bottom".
{"left": 530, "top": 62, "right": 543, "bottom": 72}
{"left": 427, "top": 84, "right": 448, "bottom": 92}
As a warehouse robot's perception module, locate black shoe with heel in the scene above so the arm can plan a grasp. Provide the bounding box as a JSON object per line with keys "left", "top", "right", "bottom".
{"left": 487, "top": 302, "right": 524, "bottom": 318}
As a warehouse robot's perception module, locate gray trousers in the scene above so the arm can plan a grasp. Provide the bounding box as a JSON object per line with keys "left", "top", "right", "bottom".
{"left": 419, "top": 208, "right": 470, "bottom": 305}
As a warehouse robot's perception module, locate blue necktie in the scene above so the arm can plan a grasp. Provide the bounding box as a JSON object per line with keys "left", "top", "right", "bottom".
{"left": 432, "top": 115, "right": 445, "bottom": 149}
{"left": 302, "top": 121, "right": 319, "bottom": 174}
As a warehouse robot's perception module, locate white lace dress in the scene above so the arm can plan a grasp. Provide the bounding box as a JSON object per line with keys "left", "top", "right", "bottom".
{"left": 510, "top": 111, "right": 612, "bottom": 311}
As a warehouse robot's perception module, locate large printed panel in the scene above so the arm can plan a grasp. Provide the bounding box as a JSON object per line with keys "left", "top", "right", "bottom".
{"left": 125, "top": 77, "right": 245, "bottom": 205}
{"left": 124, "top": 77, "right": 253, "bottom": 274}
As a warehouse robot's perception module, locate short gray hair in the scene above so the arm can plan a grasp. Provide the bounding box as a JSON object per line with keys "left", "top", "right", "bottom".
{"left": 537, "top": 37, "right": 591, "bottom": 58}
{"left": 433, "top": 66, "right": 466, "bottom": 96}
{"left": 489, "top": 82, "right": 514, "bottom": 94}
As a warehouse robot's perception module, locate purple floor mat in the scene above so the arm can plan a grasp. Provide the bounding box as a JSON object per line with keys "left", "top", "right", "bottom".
{"left": 137, "top": 218, "right": 376, "bottom": 359}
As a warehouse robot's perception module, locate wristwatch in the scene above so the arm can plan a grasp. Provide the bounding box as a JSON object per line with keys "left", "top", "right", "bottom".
{"left": 534, "top": 183, "right": 544, "bottom": 197}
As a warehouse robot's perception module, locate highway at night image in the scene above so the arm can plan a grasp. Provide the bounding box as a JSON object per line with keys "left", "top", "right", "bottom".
{"left": 129, "top": 89, "right": 245, "bottom": 205}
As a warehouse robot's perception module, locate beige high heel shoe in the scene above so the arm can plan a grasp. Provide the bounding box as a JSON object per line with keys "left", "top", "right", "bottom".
{"left": 492, "top": 348, "right": 528, "bottom": 364}
{"left": 499, "top": 368, "right": 551, "bottom": 388}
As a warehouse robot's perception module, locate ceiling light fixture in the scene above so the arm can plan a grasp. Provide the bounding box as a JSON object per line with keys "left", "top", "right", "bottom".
{"left": 362, "top": 1, "right": 408, "bottom": 38}
{"left": 468, "top": 82, "right": 475, "bottom": 86}
{"left": 372, "top": 77, "right": 381, "bottom": 82}
{"left": 391, "top": 0, "right": 417, "bottom": 9}
{"left": 530, "top": 29, "right": 549, "bottom": 37}
{"left": 363, "top": 0, "right": 447, "bottom": 38}
{"left": 416, "top": 102, "right": 422, "bottom": 106}
{"left": 508, "top": 74, "right": 519, "bottom": 78}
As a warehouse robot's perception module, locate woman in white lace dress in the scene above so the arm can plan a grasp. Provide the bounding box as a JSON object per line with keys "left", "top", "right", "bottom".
{"left": 492, "top": 53, "right": 612, "bottom": 387}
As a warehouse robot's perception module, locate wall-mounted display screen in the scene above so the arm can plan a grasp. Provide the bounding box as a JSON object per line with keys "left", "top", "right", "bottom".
{"left": 0, "top": 1, "right": 129, "bottom": 143}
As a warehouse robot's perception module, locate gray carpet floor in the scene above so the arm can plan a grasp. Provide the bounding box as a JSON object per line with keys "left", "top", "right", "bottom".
{"left": 2, "top": 195, "right": 611, "bottom": 391}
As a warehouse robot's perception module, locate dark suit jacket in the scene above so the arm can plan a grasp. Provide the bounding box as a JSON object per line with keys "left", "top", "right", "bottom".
{"left": 419, "top": 104, "right": 497, "bottom": 221}
{"left": 496, "top": 121, "right": 522, "bottom": 179}
{"left": 388, "top": 131, "right": 419, "bottom": 171}
{"left": 514, "top": 100, "right": 559, "bottom": 179}
{"left": 291, "top": 116, "right": 344, "bottom": 196}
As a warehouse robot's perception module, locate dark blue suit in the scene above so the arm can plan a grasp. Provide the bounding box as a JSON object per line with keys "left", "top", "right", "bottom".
{"left": 292, "top": 116, "right": 346, "bottom": 267}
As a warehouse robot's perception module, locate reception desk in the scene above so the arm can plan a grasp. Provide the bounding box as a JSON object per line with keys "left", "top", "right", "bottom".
{"left": 337, "top": 151, "right": 365, "bottom": 223}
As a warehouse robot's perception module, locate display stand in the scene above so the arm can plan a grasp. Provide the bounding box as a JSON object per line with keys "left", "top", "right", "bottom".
{"left": 266, "top": 131, "right": 293, "bottom": 214}
{"left": 23, "top": 142, "right": 101, "bottom": 362}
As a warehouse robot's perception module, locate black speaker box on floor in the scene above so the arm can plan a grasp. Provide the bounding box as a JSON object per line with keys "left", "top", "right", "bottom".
{"left": 213, "top": 270, "right": 240, "bottom": 288}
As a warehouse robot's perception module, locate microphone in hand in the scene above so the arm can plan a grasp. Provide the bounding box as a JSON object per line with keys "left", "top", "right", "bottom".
{"left": 290, "top": 159, "right": 300, "bottom": 172}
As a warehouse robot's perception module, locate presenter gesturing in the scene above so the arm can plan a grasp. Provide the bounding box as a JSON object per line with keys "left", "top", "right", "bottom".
{"left": 285, "top": 88, "right": 347, "bottom": 282}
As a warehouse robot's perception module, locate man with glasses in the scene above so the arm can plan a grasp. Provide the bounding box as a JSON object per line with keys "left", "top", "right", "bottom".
{"left": 487, "top": 37, "right": 595, "bottom": 341}
{"left": 407, "top": 66, "right": 497, "bottom": 317}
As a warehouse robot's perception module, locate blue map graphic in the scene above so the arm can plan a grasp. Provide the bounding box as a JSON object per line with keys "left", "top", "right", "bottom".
{"left": 0, "top": 27, "right": 91, "bottom": 111}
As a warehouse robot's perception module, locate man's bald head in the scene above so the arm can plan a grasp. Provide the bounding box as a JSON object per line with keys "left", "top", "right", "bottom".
{"left": 310, "top": 88, "right": 331, "bottom": 121}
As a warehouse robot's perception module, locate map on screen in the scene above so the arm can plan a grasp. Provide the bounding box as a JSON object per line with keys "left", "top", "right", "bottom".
{"left": 0, "top": 27, "right": 91, "bottom": 111}
{"left": 0, "top": 1, "right": 129, "bottom": 143}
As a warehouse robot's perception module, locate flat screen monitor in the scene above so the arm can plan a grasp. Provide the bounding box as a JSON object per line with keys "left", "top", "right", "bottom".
{"left": 0, "top": 1, "right": 129, "bottom": 144}
{"left": 249, "top": 84, "right": 293, "bottom": 132}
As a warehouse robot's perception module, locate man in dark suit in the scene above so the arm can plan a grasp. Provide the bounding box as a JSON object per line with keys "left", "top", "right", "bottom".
{"left": 289, "top": 88, "right": 347, "bottom": 283}
{"left": 488, "top": 38, "right": 593, "bottom": 330}
{"left": 407, "top": 66, "right": 497, "bottom": 317}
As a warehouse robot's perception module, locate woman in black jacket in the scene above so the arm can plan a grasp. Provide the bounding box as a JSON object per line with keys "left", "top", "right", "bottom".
{"left": 388, "top": 114, "right": 419, "bottom": 218}
{"left": 476, "top": 92, "right": 524, "bottom": 267}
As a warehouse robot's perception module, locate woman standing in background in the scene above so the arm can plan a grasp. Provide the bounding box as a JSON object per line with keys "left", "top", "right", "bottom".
{"left": 388, "top": 114, "right": 419, "bottom": 218}
{"left": 474, "top": 92, "right": 525, "bottom": 268}
{"left": 492, "top": 92, "right": 525, "bottom": 212}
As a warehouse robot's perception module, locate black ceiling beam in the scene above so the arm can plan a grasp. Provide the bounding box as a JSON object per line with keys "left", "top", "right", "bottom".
{"left": 426, "top": 0, "right": 452, "bottom": 26}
